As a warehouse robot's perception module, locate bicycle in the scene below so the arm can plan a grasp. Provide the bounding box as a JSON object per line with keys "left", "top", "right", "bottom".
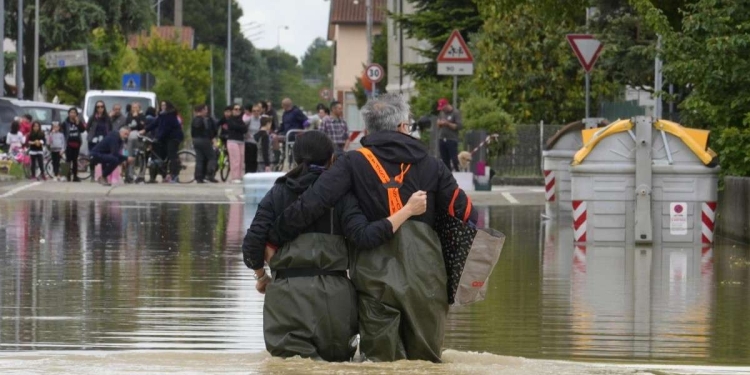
{"left": 44, "top": 153, "right": 92, "bottom": 181}
{"left": 216, "top": 139, "right": 230, "bottom": 182}
{"left": 135, "top": 135, "right": 196, "bottom": 184}
{"left": 273, "top": 129, "right": 305, "bottom": 172}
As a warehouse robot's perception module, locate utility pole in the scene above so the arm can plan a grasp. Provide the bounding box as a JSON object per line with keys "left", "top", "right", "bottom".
{"left": 654, "top": 35, "right": 663, "bottom": 119}
{"left": 174, "top": 0, "right": 183, "bottom": 28}
{"left": 16, "top": 0, "right": 23, "bottom": 99}
{"left": 0, "top": 0, "right": 5, "bottom": 96}
{"left": 225, "top": 0, "right": 231, "bottom": 105}
{"left": 33, "top": 0, "right": 39, "bottom": 101}
{"left": 157, "top": 0, "right": 161, "bottom": 27}
{"left": 210, "top": 46, "right": 215, "bottom": 117}
{"left": 365, "top": 0, "right": 372, "bottom": 65}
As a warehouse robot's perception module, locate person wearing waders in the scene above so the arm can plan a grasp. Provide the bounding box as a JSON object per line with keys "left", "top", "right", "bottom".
{"left": 268, "top": 94, "right": 477, "bottom": 363}
{"left": 242, "top": 130, "right": 428, "bottom": 362}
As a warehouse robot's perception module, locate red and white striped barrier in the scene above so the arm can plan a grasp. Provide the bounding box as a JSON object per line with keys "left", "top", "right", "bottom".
{"left": 573, "top": 200, "right": 587, "bottom": 242}
{"left": 544, "top": 170, "right": 555, "bottom": 202}
{"left": 470, "top": 134, "right": 500, "bottom": 155}
{"left": 348, "top": 131, "right": 364, "bottom": 143}
{"left": 701, "top": 202, "right": 716, "bottom": 244}
{"left": 701, "top": 246, "right": 713, "bottom": 276}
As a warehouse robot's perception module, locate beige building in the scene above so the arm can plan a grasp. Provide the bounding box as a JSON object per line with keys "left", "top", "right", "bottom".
{"left": 328, "top": 0, "right": 385, "bottom": 132}
{"left": 386, "top": 0, "right": 426, "bottom": 100}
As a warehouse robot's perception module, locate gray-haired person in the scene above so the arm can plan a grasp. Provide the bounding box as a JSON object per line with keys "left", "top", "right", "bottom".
{"left": 267, "top": 93, "right": 477, "bottom": 363}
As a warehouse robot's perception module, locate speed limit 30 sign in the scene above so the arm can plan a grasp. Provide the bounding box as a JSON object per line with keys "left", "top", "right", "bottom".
{"left": 365, "top": 63, "right": 384, "bottom": 83}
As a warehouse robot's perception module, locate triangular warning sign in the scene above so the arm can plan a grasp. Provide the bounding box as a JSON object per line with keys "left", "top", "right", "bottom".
{"left": 437, "top": 30, "right": 474, "bottom": 63}
{"left": 567, "top": 34, "right": 603, "bottom": 72}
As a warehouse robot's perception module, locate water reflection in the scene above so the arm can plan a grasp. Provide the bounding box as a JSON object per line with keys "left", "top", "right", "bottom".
{"left": 0, "top": 201, "right": 749, "bottom": 370}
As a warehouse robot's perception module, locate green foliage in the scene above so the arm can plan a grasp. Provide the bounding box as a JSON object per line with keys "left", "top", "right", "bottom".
{"left": 45, "top": 28, "right": 133, "bottom": 104}
{"left": 6, "top": 0, "right": 152, "bottom": 98}
{"left": 232, "top": 37, "right": 272, "bottom": 107}
{"left": 393, "top": 0, "right": 481, "bottom": 79}
{"left": 136, "top": 29, "right": 212, "bottom": 106}
{"left": 301, "top": 37, "right": 332, "bottom": 85}
{"left": 461, "top": 95, "right": 517, "bottom": 157}
{"left": 715, "top": 127, "right": 750, "bottom": 177}
{"left": 473, "top": 2, "right": 619, "bottom": 124}
{"left": 157, "top": 0, "right": 243, "bottom": 47}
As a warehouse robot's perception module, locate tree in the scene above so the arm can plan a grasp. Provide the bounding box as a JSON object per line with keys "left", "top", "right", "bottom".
{"left": 5, "top": 0, "right": 152, "bottom": 99}
{"left": 301, "top": 37, "right": 332, "bottom": 85}
{"left": 392, "top": 0, "right": 482, "bottom": 79}
{"left": 231, "top": 37, "right": 272, "bottom": 107}
{"left": 461, "top": 95, "right": 516, "bottom": 158}
{"left": 157, "top": 0, "right": 243, "bottom": 47}
{"left": 135, "top": 29, "right": 212, "bottom": 106}
{"left": 473, "top": 2, "right": 619, "bottom": 124}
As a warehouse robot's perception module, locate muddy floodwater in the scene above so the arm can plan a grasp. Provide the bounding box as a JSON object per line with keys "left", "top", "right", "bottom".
{"left": 0, "top": 200, "right": 749, "bottom": 374}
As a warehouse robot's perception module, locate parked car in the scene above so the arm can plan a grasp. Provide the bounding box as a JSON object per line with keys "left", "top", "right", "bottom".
{"left": 0, "top": 99, "right": 23, "bottom": 148}
{"left": 83, "top": 90, "right": 157, "bottom": 123}
{"left": 5, "top": 99, "right": 77, "bottom": 133}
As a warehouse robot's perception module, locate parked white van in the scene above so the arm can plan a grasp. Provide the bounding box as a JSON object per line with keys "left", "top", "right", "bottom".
{"left": 83, "top": 90, "right": 157, "bottom": 123}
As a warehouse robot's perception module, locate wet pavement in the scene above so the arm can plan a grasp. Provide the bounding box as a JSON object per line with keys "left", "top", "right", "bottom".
{"left": 0, "top": 200, "right": 749, "bottom": 374}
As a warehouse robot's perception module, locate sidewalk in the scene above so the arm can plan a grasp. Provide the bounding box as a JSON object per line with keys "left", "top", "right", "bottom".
{"left": 0, "top": 180, "right": 544, "bottom": 206}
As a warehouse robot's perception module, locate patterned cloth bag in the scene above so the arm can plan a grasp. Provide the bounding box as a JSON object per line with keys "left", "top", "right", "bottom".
{"left": 436, "top": 190, "right": 505, "bottom": 306}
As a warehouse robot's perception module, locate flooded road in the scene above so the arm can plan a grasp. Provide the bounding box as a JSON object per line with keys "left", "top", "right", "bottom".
{"left": 0, "top": 200, "right": 749, "bottom": 374}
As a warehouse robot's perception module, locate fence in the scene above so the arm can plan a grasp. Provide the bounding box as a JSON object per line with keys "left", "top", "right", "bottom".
{"left": 476, "top": 123, "right": 565, "bottom": 177}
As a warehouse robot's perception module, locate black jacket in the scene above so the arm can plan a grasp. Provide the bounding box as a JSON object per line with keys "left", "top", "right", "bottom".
{"left": 91, "top": 130, "right": 124, "bottom": 156}
{"left": 280, "top": 106, "right": 307, "bottom": 135}
{"left": 226, "top": 115, "right": 247, "bottom": 142}
{"left": 191, "top": 115, "right": 216, "bottom": 140}
{"left": 62, "top": 118, "right": 85, "bottom": 146}
{"left": 125, "top": 113, "right": 147, "bottom": 132}
{"left": 243, "top": 168, "right": 394, "bottom": 270}
{"left": 146, "top": 111, "right": 184, "bottom": 142}
{"left": 269, "top": 131, "right": 477, "bottom": 245}
{"left": 26, "top": 131, "right": 46, "bottom": 152}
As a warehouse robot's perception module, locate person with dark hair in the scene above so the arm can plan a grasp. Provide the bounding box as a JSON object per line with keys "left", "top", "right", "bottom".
{"left": 192, "top": 104, "right": 218, "bottom": 183}
{"left": 268, "top": 94, "right": 477, "bottom": 363}
{"left": 19, "top": 114, "right": 32, "bottom": 136}
{"left": 244, "top": 104, "right": 262, "bottom": 173}
{"left": 144, "top": 101, "right": 184, "bottom": 183}
{"left": 243, "top": 130, "right": 427, "bottom": 362}
{"left": 261, "top": 101, "right": 278, "bottom": 132}
{"left": 217, "top": 106, "right": 233, "bottom": 143}
{"left": 90, "top": 126, "right": 131, "bottom": 186}
{"left": 26, "top": 121, "right": 46, "bottom": 181}
{"left": 254, "top": 116, "right": 273, "bottom": 172}
{"left": 87, "top": 100, "right": 112, "bottom": 181}
{"left": 226, "top": 104, "right": 247, "bottom": 183}
{"left": 125, "top": 102, "right": 148, "bottom": 183}
{"left": 62, "top": 108, "right": 85, "bottom": 182}
{"left": 6, "top": 121, "right": 25, "bottom": 154}
{"left": 320, "top": 101, "right": 349, "bottom": 151}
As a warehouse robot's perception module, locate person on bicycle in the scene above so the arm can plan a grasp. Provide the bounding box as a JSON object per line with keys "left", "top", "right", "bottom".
{"left": 90, "top": 126, "right": 131, "bottom": 187}
{"left": 192, "top": 104, "right": 218, "bottom": 183}
{"left": 125, "top": 102, "right": 147, "bottom": 184}
{"left": 62, "top": 108, "right": 85, "bottom": 182}
{"left": 87, "top": 101, "right": 113, "bottom": 181}
{"left": 144, "top": 101, "right": 184, "bottom": 183}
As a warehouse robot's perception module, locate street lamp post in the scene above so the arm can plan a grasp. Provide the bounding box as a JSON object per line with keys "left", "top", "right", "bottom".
{"left": 33, "top": 0, "right": 39, "bottom": 101}
{"left": 226, "top": 0, "right": 231, "bottom": 106}
{"left": 16, "top": 0, "right": 23, "bottom": 100}
{"left": 277, "top": 25, "right": 289, "bottom": 50}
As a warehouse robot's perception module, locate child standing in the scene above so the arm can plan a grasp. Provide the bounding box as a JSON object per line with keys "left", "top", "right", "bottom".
{"left": 26, "top": 121, "right": 46, "bottom": 181}
{"left": 5, "top": 121, "right": 25, "bottom": 155}
{"left": 48, "top": 122, "right": 66, "bottom": 181}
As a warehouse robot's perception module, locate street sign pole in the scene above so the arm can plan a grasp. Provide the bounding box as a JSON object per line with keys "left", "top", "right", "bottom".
{"left": 84, "top": 49, "right": 90, "bottom": 91}
{"left": 17, "top": 0, "right": 23, "bottom": 99}
{"left": 585, "top": 72, "right": 590, "bottom": 118}
{"left": 452, "top": 75, "right": 458, "bottom": 108}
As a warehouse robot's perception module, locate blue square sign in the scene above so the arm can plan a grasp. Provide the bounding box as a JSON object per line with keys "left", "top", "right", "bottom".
{"left": 122, "top": 73, "right": 141, "bottom": 91}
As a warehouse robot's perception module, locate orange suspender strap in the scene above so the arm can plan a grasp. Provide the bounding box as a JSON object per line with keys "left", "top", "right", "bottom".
{"left": 357, "top": 148, "right": 411, "bottom": 215}
{"left": 448, "top": 188, "right": 473, "bottom": 223}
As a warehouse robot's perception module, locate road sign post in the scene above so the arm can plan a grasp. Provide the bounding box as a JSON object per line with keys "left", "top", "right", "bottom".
{"left": 319, "top": 88, "right": 332, "bottom": 102}
{"left": 365, "top": 63, "right": 384, "bottom": 100}
{"left": 44, "top": 49, "right": 90, "bottom": 91}
{"left": 122, "top": 74, "right": 142, "bottom": 91}
{"left": 566, "top": 34, "right": 603, "bottom": 118}
{"left": 437, "top": 30, "right": 474, "bottom": 108}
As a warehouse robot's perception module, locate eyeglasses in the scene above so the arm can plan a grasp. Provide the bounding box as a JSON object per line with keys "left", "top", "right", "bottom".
{"left": 233, "top": 108, "right": 241, "bottom": 111}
